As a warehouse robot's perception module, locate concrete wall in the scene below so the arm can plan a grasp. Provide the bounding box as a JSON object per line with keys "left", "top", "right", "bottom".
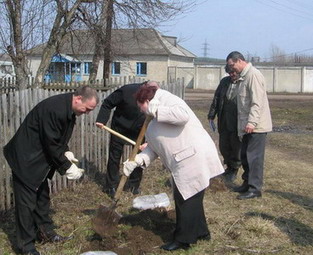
{"left": 193, "top": 64, "right": 313, "bottom": 93}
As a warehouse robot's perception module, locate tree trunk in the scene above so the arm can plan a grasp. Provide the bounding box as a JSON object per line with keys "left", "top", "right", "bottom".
{"left": 34, "top": 0, "right": 83, "bottom": 87}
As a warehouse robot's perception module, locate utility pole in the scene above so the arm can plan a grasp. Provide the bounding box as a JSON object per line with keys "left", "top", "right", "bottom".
{"left": 202, "top": 39, "right": 210, "bottom": 57}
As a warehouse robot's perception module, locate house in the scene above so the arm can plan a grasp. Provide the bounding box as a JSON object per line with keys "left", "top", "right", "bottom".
{"left": 0, "top": 54, "right": 15, "bottom": 78}
{"left": 27, "top": 29, "right": 196, "bottom": 85}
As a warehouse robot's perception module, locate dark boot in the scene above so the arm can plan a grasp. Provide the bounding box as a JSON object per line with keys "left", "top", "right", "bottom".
{"left": 223, "top": 168, "right": 238, "bottom": 182}
{"left": 37, "top": 228, "right": 73, "bottom": 243}
{"left": 232, "top": 182, "right": 249, "bottom": 193}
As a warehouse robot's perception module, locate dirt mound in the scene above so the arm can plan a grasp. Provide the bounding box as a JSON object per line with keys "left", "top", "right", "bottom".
{"left": 84, "top": 208, "right": 176, "bottom": 255}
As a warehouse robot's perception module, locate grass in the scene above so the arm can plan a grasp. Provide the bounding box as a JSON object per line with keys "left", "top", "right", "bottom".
{"left": 0, "top": 93, "right": 313, "bottom": 255}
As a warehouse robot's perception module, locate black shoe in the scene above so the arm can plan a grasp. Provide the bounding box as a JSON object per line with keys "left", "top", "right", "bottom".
{"left": 237, "top": 190, "right": 262, "bottom": 200}
{"left": 129, "top": 187, "right": 141, "bottom": 195}
{"left": 160, "top": 241, "right": 190, "bottom": 251}
{"left": 37, "top": 231, "right": 73, "bottom": 243}
{"left": 232, "top": 183, "right": 249, "bottom": 193}
{"left": 198, "top": 232, "right": 211, "bottom": 241}
{"left": 106, "top": 188, "right": 116, "bottom": 198}
{"left": 21, "top": 249, "right": 40, "bottom": 255}
{"left": 223, "top": 168, "right": 238, "bottom": 182}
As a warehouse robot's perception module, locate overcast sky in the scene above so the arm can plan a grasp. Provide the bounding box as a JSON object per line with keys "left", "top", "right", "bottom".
{"left": 159, "top": 0, "right": 313, "bottom": 61}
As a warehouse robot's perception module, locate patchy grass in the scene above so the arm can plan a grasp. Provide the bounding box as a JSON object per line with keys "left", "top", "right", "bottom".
{"left": 0, "top": 92, "right": 313, "bottom": 255}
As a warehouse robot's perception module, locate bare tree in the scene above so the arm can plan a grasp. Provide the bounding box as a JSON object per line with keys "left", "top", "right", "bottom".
{"left": 76, "top": 0, "right": 195, "bottom": 84}
{"left": 270, "top": 44, "right": 287, "bottom": 64}
{"left": 34, "top": 0, "right": 93, "bottom": 86}
{"left": 0, "top": 0, "right": 52, "bottom": 89}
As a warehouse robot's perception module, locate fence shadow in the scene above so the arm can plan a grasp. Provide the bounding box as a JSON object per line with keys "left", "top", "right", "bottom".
{"left": 267, "top": 189, "right": 313, "bottom": 212}
{"left": 246, "top": 211, "right": 313, "bottom": 246}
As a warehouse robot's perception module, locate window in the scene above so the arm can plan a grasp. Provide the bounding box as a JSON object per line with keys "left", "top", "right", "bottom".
{"left": 84, "top": 62, "right": 92, "bottom": 75}
{"left": 136, "top": 62, "right": 147, "bottom": 76}
{"left": 111, "top": 62, "right": 121, "bottom": 75}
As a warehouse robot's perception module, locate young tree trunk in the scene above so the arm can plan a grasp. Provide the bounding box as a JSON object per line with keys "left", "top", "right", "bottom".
{"left": 34, "top": 0, "right": 83, "bottom": 87}
{"left": 88, "top": 0, "right": 113, "bottom": 86}
{"left": 5, "top": 0, "right": 30, "bottom": 89}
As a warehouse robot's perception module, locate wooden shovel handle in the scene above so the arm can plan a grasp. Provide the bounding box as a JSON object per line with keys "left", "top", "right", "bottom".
{"left": 114, "top": 116, "right": 153, "bottom": 202}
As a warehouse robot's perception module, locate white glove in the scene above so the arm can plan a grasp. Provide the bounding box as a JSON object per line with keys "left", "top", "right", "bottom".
{"left": 65, "top": 164, "right": 85, "bottom": 180}
{"left": 65, "top": 151, "right": 79, "bottom": 163}
{"left": 146, "top": 98, "right": 160, "bottom": 117}
{"left": 123, "top": 155, "right": 144, "bottom": 177}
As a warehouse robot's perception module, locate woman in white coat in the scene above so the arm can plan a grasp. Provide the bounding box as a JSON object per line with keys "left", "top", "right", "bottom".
{"left": 123, "top": 82, "right": 224, "bottom": 251}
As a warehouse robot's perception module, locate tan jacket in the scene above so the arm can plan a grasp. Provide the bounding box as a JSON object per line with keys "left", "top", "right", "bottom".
{"left": 139, "top": 89, "right": 224, "bottom": 200}
{"left": 237, "top": 63, "right": 272, "bottom": 136}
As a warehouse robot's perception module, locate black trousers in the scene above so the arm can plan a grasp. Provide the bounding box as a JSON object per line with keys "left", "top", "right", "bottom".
{"left": 241, "top": 133, "right": 267, "bottom": 191}
{"left": 219, "top": 130, "right": 242, "bottom": 169}
{"left": 106, "top": 134, "right": 143, "bottom": 189}
{"left": 12, "top": 174, "right": 53, "bottom": 252}
{"left": 173, "top": 182, "right": 209, "bottom": 244}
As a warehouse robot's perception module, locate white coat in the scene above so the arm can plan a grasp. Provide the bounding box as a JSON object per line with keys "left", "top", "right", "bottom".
{"left": 139, "top": 89, "right": 224, "bottom": 200}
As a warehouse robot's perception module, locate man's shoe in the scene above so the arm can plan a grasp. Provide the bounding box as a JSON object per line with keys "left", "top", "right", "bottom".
{"left": 106, "top": 188, "right": 116, "bottom": 198}
{"left": 237, "top": 190, "right": 262, "bottom": 200}
{"left": 198, "top": 232, "right": 211, "bottom": 241}
{"left": 129, "top": 187, "right": 141, "bottom": 195}
{"left": 232, "top": 184, "right": 249, "bottom": 193}
{"left": 223, "top": 168, "right": 238, "bottom": 182}
{"left": 160, "top": 241, "right": 190, "bottom": 251}
{"left": 21, "top": 249, "right": 40, "bottom": 255}
{"left": 37, "top": 231, "right": 73, "bottom": 243}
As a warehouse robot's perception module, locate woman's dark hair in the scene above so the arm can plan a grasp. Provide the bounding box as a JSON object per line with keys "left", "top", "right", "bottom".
{"left": 135, "top": 83, "right": 158, "bottom": 103}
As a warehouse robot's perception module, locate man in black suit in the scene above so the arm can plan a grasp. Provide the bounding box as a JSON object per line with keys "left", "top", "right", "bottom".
{"left": 3, "top": 86, "right": 99, "bottom": 255}
{"left": 208, "top": 65, "right": 242, "bottom": 183}
{"left": 96, "top": 82, "right": 148, "bottom": 197}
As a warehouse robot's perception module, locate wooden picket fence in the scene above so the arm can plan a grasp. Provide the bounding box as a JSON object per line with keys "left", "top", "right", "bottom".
{"left": 0, "top": 78, "right": 185, "bottom": 212}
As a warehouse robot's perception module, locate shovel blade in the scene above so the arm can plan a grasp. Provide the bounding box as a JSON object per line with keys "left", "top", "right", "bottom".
{"left": 92, "top": 204, "right": 122, "bottom": 237}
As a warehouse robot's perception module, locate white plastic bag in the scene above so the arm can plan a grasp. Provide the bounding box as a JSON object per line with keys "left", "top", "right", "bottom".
{"left": 80, "top": 251, "right": 117, "bottom": 255}
{"left": 132, "top": 193, "right": 170, "bottom": 210}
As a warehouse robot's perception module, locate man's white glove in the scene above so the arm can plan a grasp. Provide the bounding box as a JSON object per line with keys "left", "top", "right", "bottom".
{"left": 65, "top": 164, "right": 85, "bottom": 180}
{"left": 146, "top": 98, "right": 160, "bottom": 117}
{"left": 123, "top": 155, "right": 144, "bottom": 177}
{"left": 65, "top": 151, "right": 79, "bottom": 163}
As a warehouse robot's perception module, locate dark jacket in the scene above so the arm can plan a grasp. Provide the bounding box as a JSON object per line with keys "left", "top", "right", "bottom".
{"left": 208, "top": 76, "right": 232, "bottom": 133}
{"left": 96, "top": 83, "right": 145, "bottom": 141}
{"left": 3, "top": 93, "right": 75, "bottom": 190}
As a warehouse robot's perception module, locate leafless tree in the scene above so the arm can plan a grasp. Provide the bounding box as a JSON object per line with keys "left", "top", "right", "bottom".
{"left": 76, "top": 0, "right": 196, "bottom": 84}
{"left": 0, "top": 0, "right": 53, "bottom": 89}
{"left": 1, "top": 0, "right": 195, "bottom": 87}
{"left": 34, "top": 0, "right": 98, "bottom": 86}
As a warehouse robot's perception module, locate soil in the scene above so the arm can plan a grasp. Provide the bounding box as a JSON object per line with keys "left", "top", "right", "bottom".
{"left": 82, "top": 178, "right": 226, "bottom": 255}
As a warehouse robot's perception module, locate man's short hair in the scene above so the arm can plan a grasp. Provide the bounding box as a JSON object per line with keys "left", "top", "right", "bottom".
{"left": 226, "top": 51, "right": 245, "bottom": 62}
{"left": 74, "top": 86, "right": 99, "bottom": 103}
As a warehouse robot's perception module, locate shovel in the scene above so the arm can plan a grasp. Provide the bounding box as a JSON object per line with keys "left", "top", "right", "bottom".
{"left": 93, "top": 115, "right": 153, "bottom": 236}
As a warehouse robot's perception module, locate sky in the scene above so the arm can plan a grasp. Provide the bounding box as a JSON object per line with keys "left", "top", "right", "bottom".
{"left": 158, "top": 0, "right": 313, "bottom": 61}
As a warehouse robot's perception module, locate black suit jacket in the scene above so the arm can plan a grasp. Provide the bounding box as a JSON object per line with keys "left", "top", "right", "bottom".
{"left": 208, "top": 76, "right": 232, "bottom": 133}
{"left": 96, "top": 83, "right": 145, "bottom": 141}
{"left": 3, "top": 93, "right": 75, "bottom": 190}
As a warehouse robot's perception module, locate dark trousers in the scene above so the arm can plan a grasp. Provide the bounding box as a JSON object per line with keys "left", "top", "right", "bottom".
{"left": 106, "top": 134, "right": 143, "bottom": 189}
{"left": 12, "top": 174, "right": 53, "bottom": 252}
{"left": 173, "top": 182, "right": 209, "bottom": 244}
{"left": 241, "top": 133, "right": 267, "bottom": 191}
{"left": 219, "top": 130, "right": 242, "bottom": 169}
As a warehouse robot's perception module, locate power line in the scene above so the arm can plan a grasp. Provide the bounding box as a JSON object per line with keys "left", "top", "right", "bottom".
{"left": 255, "top": 0, "right": 313, "bottom": 21}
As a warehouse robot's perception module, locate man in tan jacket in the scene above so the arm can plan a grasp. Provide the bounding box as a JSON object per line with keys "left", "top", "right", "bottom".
{"left": 226, "top": 51, "right": 272, "bottom": 200}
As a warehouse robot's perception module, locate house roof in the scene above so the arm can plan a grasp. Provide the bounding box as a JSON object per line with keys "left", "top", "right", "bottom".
{"left": 29, "top": 29, "right": 196, "bottom": 60}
